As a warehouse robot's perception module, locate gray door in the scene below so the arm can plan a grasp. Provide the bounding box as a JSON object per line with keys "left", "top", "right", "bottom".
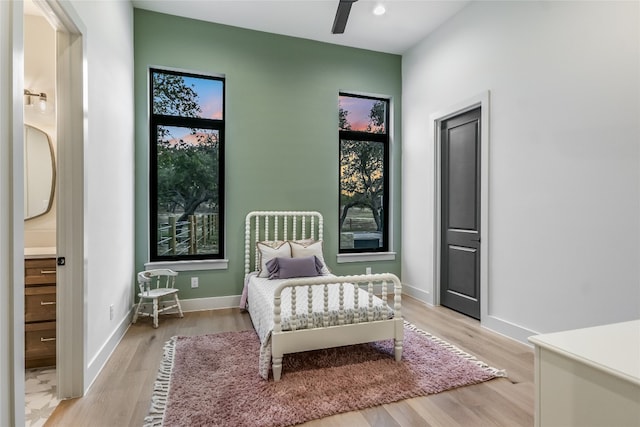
{"left": 440, "top": 108, "right": 481, "bottom": 319}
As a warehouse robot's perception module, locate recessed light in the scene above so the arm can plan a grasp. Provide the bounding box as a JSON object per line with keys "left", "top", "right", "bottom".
{"left": 373, "top": 4, "right": 386, "bottom": 16}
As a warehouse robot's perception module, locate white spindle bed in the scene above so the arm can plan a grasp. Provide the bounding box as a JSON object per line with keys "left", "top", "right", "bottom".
{"left": 242, "top": 210, "right": 403, "bottom": 381}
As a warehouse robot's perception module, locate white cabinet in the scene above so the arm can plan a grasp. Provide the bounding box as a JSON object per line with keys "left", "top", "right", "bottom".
{"left": 529, "top": 320, "right": 640, "bottom": 427}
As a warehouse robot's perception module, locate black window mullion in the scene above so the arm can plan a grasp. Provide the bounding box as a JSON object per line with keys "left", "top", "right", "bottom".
{"left": 339, "top": 130, "right": 386, "bottom": 142}
{"left": 152, "top": 114, "right": 223, "bottom": 130}
{"left": 338, "top": 93, "right": 390, "bottom": 254}
{"left": 149, "top": 68, "right": 225, "bottom": 262}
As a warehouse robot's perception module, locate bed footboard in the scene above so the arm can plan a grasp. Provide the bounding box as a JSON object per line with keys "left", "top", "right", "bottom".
{"left": 271, "top": 273, "right": 403, "bottom": 381}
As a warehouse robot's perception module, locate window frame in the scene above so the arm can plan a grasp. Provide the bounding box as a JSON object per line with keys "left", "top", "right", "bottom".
{"left": 338, "top": 92, "right": 390, "bottom": 254}
{"left": 148, "top": 67, "right": 226, "bottom": 262}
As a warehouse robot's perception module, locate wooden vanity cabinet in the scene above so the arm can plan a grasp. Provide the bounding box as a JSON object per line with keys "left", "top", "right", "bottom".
{"left": 25, "top": 258, "right": 57, "bottom": 368}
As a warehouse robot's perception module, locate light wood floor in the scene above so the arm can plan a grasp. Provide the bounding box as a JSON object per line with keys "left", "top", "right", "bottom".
{"left": 45, "top": 296, "right": 534, "bottom": 426}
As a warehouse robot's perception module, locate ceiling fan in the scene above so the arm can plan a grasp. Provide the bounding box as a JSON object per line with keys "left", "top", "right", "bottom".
{"left": 332, "top": 0, "right": 358, "bottom": 34}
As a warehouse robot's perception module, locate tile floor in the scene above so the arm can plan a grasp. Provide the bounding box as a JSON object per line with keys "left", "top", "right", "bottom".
{"left": 25, "top": 368, "right": 59, "bottom": 427}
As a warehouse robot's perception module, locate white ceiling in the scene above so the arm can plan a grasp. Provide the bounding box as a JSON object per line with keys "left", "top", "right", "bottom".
{"left": 131, "top": 0, "right": 470, "bottom": 54}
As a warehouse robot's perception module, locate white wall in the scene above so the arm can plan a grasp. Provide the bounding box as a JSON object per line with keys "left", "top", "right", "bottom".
{"left": 1, "top": 0, "right": 134, "bottom": 419}
{"left": 66, "top": 0, "right": 135, "bottom": 387}
{"left": 402, "top": 1, "right": 640, "bottom": 339}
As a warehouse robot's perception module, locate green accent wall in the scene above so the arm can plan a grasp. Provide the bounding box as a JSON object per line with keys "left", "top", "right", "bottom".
{"left": 134, "top": 9, "right": 402, "bottom": 298}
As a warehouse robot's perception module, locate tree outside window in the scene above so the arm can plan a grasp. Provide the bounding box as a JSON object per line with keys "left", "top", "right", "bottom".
{"left": 149, "top": 68, "right": 225, "bottom": 261}
{"left": 339, "top": 93, "right": 389, "bottom": 253}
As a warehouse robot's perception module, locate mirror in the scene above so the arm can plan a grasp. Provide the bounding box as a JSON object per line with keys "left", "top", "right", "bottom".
{"left": 24, "top": 124, "right": 55, "bottom": 220}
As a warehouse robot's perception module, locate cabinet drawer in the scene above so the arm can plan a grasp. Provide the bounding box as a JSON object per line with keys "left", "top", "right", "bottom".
{"left": 25, "top": 286, "right": 56, "bottom": 322}
{"left": 25, "top": 258, "right": 57, "bottom": 286}
{"left": 25, "top": 321, "right": 56, "bottom": 362}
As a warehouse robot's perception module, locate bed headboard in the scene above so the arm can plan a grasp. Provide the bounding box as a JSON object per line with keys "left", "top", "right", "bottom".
{"left": 244, "top": 211, "right": 324, "bottom": 276}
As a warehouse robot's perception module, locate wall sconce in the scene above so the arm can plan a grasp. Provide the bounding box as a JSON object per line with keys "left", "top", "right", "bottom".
{"left": 24, "top": 89, "right": 47, "bottom": 112}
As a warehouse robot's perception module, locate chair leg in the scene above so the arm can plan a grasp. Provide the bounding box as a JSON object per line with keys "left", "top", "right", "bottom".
{"left": 152, "top": 298, "right": 159, "bottom": 328}
{"left": 174, "top": 294, "right": 184, "bottom": 318}
{"left": 132, "top": 298, "right": 144, "bottom": 324}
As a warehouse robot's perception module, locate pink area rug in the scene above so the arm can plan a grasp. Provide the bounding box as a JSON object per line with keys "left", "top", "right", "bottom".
{"left": 144, "top": 322, "right": 506, "bottom": 427}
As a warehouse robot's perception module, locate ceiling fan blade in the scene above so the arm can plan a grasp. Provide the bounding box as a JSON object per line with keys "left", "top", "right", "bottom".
{"left": 332, "top": 0, "right": 358, "bottom": 34}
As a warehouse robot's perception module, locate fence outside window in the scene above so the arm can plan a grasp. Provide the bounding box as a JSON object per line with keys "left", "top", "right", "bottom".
{"left": 157, "top": 213, "right": 219, "bottom": 256}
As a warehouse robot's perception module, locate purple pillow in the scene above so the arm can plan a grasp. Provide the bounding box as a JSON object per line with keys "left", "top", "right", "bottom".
{"left": 265, "top": 256, "right": 323, "bottom": 279}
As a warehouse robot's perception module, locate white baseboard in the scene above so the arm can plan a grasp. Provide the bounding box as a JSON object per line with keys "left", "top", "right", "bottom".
{"left": 133, "top": 294, "right": 242, "bottom": 315}
{"left": 179, "top": 295, "right": 242, "bottom": 312}
{"left": 401, "top": 283, "right": 432, "bottom": 305}
{"left": 399, "top": 285, "right": 537, "bottom": 347}
{"left": 87, "top": 295, "right": 242, "bottom": 393}
{"left": 129, "top": 291, "right": 538, "bottom": 346}
{"left": 85, "top": 311, "right": 132, "bottom": 393}
{"left": 482, "top": 315, "right": 539, "bottom": 346}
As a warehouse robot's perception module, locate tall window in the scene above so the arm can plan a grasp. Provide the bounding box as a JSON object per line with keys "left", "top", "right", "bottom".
{"left": 339, "top": 93, "right": 389, "bottom": 253}
{"left": 149, "top": 68, "right": 225, "bottom": 261}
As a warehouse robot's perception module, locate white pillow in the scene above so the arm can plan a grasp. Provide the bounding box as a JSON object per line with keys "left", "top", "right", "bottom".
{"left": 290, "top": 240, "right": 330, "bottom": 275}
{"left": 257, "top": 241, "right": 291, "bottom": 278}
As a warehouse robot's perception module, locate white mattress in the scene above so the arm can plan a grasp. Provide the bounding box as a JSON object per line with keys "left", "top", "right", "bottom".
{"left": 246, "top": 273, "right": 394, "bottom": 378}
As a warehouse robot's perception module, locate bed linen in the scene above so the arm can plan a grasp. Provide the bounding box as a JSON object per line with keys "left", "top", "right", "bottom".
{"left": 245, "top": 273, "right": 394, "bottom": 378}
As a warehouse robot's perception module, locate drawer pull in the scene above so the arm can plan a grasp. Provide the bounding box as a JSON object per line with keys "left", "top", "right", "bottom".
{"left": 40, "top": 270, "right": 56, "bottom": 275}
{"left": 40, "top": 301, "right": 56, "bottom": 306}
{"left": 40, "top": 337, "right": 56, "bottom": 342}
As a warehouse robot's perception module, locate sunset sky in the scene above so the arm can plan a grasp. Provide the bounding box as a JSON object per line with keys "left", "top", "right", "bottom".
{"left": 339, "top": 95, "right": 385, "bottom": 132}
{"left": 184, "top": 75, "right": 223, "bottom": 120}
{"left": 162, "top": 73, "right": 391, "bottom": 132}
{"left": 160, "top": 126, "right": 219, "bottom": 146}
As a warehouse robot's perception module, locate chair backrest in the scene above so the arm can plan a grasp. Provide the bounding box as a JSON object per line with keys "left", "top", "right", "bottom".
{"left": 137, "top": 269, "right": 178, "bottom": 295}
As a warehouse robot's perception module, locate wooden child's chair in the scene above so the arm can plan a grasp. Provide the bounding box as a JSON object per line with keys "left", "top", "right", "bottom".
{"left": 133, "top": 269, "right": 184, "bottom": 328}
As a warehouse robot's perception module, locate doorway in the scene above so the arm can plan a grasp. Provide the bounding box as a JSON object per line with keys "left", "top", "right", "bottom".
{"left": 23, "top": 5, "right": 59, "bottom": 423}
{"left": 439, "top": 108, "right": 481, "bottom": 319}
{"left": 22, "top": 0, "right": 86, "bottom": 410}
{"left": 433, "top": 92, "right": 490, "bottom": 322}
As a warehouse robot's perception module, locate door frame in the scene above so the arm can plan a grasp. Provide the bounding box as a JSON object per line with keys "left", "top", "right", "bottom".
{"left": 22, "top": 0, "right": 86, "bottom": 403}
{"left": 431, "top": 91, "right": 490, "bottom": 320}
{"left": 37, "top": 0, "right": 87, "bottom": 399}
{"left": 2, "top": 1, "right": 26, "bottom": 425}
{"left": 2, "top": 1, "right": 85, "bottom": 423}
{"left": 48, "top": 0, "right": 86, "bottom": 399}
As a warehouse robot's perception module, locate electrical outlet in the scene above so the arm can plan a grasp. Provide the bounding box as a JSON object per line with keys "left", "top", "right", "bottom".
{"left": 366, "top": 267, "right": 372, "bottom": 275}
{"left": 109, "top": 304, "right": 114, "bottom": 320}
{"left": 191, "top": 276, "right": 199, "bottom": 288}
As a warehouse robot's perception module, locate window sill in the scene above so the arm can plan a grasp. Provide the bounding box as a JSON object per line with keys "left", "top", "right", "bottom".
{"left": 144, "top": 259, "right": 229, "bottom": 272}
{"left": 336, "top": 252, "right": 396, "bottom": 263}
